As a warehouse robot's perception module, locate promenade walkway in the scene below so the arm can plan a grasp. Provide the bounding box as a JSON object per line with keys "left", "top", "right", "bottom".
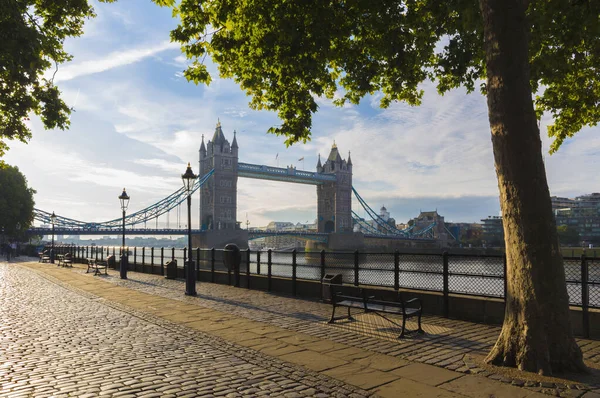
{"left": 1, "top": 259, "right": 600, "bottom": 397}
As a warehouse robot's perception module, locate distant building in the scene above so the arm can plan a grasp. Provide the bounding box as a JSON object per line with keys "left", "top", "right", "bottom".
{"left": 551, "top": 196, "right": 575, "bottom": 211}
{"left": 377, "top": 205, "right": 396, "bottom": 233}
{"left": 410, "top": 210, "right": 448, "bottom": 244}
{"left": 265, "top": 221, "right": 294, "bottom": 231}
{"left": 255, "top": 220, "right": 318, "bottom": 249}
{"left": 353, "top": 205, "right": 396, "bottom": 234}
{"left": 554, "top": 193, "right": 600, "bottom": 245}
{"left": 481, "top": 216, "right": 504, "bottom": 247}
{"left": 445, "top": 223, "right": 483, "bottom": 246}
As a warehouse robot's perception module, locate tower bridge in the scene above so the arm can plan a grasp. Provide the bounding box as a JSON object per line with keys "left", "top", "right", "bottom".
{"left": 198, "top": 122, "right": 352, "bottom": 236}
{"left": 30, "top": 122, "right": 438, "bottom": 249}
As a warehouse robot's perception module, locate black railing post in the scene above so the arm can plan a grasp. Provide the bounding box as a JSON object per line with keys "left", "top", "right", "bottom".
{"left": 257, "top": 251, "right": 261, "bottom": 275}
{"left": 183, "top": 247, "right": 187, "bottom": 274}
{"left": 320, "top": 250, "right": 326, "bottom": 281}
{"left": 443, "top": 251, "right": 449, "bottom": 318}
{"left": 292, "top": 249, "right": 297, "bottom": 296}
{"left": 268, "top": 249, "right": 272, "bottom": 292}
{"left": 246, "top": 249, "right": 251, "bottom": 289}
{"left": 503, "top": 254, "right": 508, "bottom": 303}
{"left": 196, "top": 248, "right": 200, "bottom": 280}
{"left": 160, "top": 247, "right": 164, "bottom": 276}
{"left": 394, "top": 250, "right": 400, "bottom": 291}
{"left": 151, "top": 247, "right": 154, "bottom": 270}
{"left": 171, "top": 247, "right": 175, "bottom": 261}
{"left": 210, "top": 248, "right": 215, "bottom": 282}
{"left": 112, "top": 246, "right": 115, "bottom": 257}
{"left": 142, "top": 247, "right": 145, "bottom": 268}
{"left": 582, "top": 254, "right": 590, "bottom": 338}
{"left": 95, "top": 246, "right": 99, "bottom": 261}
{"left": 133, "top": 247, "right": 137, "bottom": 269}
{"left": 354, "top": 250, "right": 359, "bottom": 287}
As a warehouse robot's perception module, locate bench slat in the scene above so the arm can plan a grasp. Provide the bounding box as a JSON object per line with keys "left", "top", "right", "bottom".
{"left": 337, "top": 300, "right": 364, "bottom": 309}
{"left": 366, "top": 303, "right": 403, "bottom": 314}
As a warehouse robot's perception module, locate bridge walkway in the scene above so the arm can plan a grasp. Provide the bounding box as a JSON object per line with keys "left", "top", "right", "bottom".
{"left": 7, "top": 259, "right": 600, "bottom": 397}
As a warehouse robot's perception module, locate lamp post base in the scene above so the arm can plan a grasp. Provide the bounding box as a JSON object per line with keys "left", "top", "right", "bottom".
{"left": 120, "top": 255, "right": 128, "bottom": 279}
{"left": 185, "top": 260, "right": 196, "bottom": 296}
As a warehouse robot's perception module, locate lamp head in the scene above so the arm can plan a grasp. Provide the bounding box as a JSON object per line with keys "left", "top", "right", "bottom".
{"left": 119, "top": 188, "right": 130, "bottom": 211}
{"left": 181, "top": 162, "right": 197, "bottom": 193}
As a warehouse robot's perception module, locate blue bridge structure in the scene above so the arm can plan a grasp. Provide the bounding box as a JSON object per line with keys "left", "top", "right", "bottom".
{"left": 29, "top": 122, "right": 439, "bottom": 248}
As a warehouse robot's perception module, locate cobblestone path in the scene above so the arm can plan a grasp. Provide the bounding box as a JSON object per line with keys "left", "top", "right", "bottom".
{"left": 0, "top": 264, "right": 373, "bottom": 398}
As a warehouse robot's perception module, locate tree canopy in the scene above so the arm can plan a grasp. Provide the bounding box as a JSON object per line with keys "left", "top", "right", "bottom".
{"left": 0, "top": 0, "right": 114, "bottom": 157}
{"left": 0, "top": 162, "right": 35, "bottom": 240}
{"left": 157, "top": 0, "right": 599, "bottom": 150}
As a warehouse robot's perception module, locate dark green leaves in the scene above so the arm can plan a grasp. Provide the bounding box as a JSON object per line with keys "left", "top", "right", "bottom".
{"left": 163, "top": 0, "right": 598, "bottom": 151}
{"left": 0, "top": 163, "right": 36, "bottom": 238}
{"left": 0, "top": 0, "right": 113, "bottom": 157}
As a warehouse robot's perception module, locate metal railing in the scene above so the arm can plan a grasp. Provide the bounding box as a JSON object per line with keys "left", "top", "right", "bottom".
{"left": 46, "top": 245, "right": 599, "bottom": 337}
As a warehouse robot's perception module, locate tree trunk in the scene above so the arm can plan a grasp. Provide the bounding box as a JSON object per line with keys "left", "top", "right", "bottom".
{"left": 479, "top": 0, "right": 586, "bottom": 375}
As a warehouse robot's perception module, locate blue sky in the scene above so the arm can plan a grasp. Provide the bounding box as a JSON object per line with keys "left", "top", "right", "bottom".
{"left": 5, "top": 0, "right": 600, "bottom": 229}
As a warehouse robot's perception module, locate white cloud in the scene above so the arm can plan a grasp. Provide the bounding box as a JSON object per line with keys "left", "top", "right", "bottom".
{"left": 133, "top": 158, "right": 184, "bottom": 174}
{"left": 54, "top": 40, "right": 178, "bottom": 82}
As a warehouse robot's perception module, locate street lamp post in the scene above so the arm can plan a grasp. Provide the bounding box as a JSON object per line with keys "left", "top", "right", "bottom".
{"left": 50, "top": 211, "right": 56, "bottom": 263}
{"left": 118, "top": 188, "right": 130, "bottom": 279}
{"left": 182, "top": 163, "right": 197, "bottom": 296}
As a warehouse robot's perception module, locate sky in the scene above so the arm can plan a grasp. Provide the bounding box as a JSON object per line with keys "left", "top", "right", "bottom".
{"left": 4, "top": 0, "right": 600, "bottom": 231}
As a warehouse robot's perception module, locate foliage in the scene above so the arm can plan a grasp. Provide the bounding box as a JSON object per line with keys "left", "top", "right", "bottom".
{"left": 0, "top": 162, "right": 36, "bottom": 239}
{"left": 158, "top": 0, "right": 599, "bottom": 149}
{"left": 557, "top": 225, "right": 580, "bottom": 246}
{"left": 0, "top": 0, "right": 115, "bottom": 157}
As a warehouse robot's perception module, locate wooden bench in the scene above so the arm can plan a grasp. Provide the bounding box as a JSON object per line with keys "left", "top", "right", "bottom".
{"left": 57, "top": 254, "right": 73, "bottom": 267}
{"left": 86, "top": 258, "right": 107, "bottom": 276}
{"left": 329, "top": 289, "right": 424, "bottom": 338}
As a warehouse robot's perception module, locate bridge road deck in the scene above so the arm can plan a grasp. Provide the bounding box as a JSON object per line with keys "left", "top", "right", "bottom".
{"left": 6, "top": 258, "right": 600, "bottom": 397}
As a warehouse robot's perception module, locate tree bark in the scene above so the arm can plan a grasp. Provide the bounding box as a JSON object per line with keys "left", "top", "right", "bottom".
{"left": 479, "top": 0, "right": 586, "bottom": 375}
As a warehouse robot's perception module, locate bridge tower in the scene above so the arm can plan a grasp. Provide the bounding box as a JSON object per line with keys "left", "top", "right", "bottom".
{"left": 198, "top": 121, "right": 239, "bottom": 230}
{"left": 316, "top": 143, "right": 353, "bottom": 233}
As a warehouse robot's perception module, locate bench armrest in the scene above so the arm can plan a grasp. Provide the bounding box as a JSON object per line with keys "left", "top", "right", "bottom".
{"left": 404, "top": 297, "right": 422, "bottom": 309}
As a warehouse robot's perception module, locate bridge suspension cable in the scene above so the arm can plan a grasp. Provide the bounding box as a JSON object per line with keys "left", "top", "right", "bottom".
{"left": 351, "top": 187, "right": 436, "bottom": 239}
{"left": 351, "top": 210, "right": 381, "bottom": 235}
{"left": 351, "top": 187, "right": 411, "bottom": 236}
{"left": 33, "top": 169, "right": 215, "bottom": 230}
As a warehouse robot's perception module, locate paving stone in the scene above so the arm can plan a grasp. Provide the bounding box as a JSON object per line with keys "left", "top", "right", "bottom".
{"left": 440, "top": 374, "right": 533, "bottom": 398}
{"left": 390, "top": 363, "right": 463, "bottom": 387}
{"left": 376, "top": 378, "right": 464, "bottom": 398}
{"left": 323, "top": 363, "right": 398, "bottom": 390}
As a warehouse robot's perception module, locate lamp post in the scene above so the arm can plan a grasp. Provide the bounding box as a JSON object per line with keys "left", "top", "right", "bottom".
{"left": 50, "top": 211, "right": 56, "bottom": 263}
{"left": 118, "top": 188, "right": 130, "bottom": 279}
{"left": 182, "top": 163, "right": 197, "bottom": 296}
